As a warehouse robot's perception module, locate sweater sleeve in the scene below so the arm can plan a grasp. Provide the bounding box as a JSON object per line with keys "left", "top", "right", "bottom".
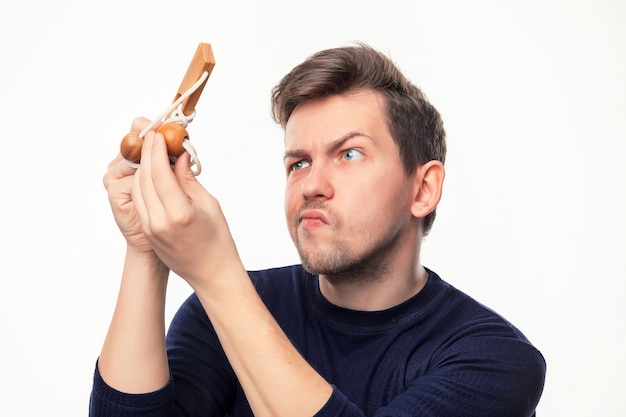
{"left": 89, "top": 293, "right": 240, "bottom": 417}
{"left": 314, "top": 386, "right": 366, "bottom": 417}
{"left": 89, "top": 361, "right": 177, "bottom": 417}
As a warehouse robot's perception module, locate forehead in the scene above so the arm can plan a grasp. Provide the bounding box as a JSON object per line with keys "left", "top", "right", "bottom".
{"left": 284, "top": 90, "right": 390, "bottom": 148}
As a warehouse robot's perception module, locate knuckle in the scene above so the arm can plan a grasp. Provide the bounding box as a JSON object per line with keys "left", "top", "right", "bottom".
{"left": 130, "top": 117, "right": 151, "bottom": 133}
{"left": 169, "top": 210, "right": 194, "bottom": 228}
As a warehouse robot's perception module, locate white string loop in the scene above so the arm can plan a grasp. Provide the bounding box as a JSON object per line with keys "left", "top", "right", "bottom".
{"left": 182, "top": 139, "right": 202, "bottom": 176}
{"left": 138, "top": 70, "right": 209, "bottom": 138}
{"left": 166, "top": 104, "right": 196, "bottom": 128}
{"left": 124, "top": 70, "right": 209, "bottom": 175}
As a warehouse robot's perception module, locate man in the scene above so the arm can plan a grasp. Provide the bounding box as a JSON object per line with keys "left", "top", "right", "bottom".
{"left": 90, "top": 44, "right": 546, "bottom": 416}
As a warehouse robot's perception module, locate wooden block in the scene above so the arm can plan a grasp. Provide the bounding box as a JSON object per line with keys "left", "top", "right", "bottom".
{"left": 171, "top": 43, "right": 216, "bottom": 117}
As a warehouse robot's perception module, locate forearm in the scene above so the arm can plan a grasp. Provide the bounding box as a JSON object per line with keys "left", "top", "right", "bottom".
{"left": 98, "top": 246, "right": 170, "bottom": 394}
{"left": 195, "top": 269, "right": 333, "bottom": 417}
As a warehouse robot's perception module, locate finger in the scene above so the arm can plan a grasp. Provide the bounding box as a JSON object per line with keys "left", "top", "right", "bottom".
{"left": 173, "top": 151, "right": 196, "bottom": 184}
{"left": 173, "top": 151, "right": 212, "bottom": 207}
{"left": 136, "top": 131, "right": 168, "bottom": 222}
{"left": 103, "top": 154, "right": 138, "bottom": 190}
{"left": 148, "top": 132, "right": 194, "bottom": 215}
{"left": 107, "top": 153, "right": 124, "bottom": 170}
{"left": 109, "top": 153, "right": 138, "bottom": 176}
{"left": 130, "top": 117, "right": 152, "bottom": 133}
{"left": 131, "top": 163, "right": 149, "bottom": 228}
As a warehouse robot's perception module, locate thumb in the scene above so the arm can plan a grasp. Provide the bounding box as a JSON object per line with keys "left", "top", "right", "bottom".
{"left": 173, "top": 151, "right": 195, "bottom": 180}
{"left": 173, "top": 151, "right": 211, "bottom": 200}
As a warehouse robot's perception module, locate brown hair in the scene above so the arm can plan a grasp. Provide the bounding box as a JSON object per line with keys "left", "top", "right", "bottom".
{"left": 271, "top": 43, "right": 446, "bottom": 235}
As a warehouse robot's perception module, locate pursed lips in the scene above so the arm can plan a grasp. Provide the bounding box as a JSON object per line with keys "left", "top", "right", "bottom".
{"left": 298, "top": 209, "right": 329, "bottom": 229}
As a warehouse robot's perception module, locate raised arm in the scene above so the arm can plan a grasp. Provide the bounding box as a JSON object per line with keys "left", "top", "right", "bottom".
{"left": 96, "top": 118, "right": 170, "bottom": 394}
{"left": 131, "top": 132, "right": 333, "bottom": 416}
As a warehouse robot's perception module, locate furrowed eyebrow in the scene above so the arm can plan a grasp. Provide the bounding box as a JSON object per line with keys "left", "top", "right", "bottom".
{"left": 283, "top": 149, "right": 309, "bottom": 162}
{"left": 326, "top": 131, "right": 367, "bottom": 153}
{"left": 283, "top": 131, "right": 373, "bottom": 161}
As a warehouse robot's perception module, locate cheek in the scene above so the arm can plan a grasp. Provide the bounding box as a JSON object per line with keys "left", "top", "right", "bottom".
{"left": 356, "top": 175, "right": 412, "bottom": 218}
{"left": 284, "top": 184, "right": 300, "bottom": 222}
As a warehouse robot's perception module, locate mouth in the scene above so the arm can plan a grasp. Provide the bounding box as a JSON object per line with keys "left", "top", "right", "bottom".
{"left": 298, "top": 209, "right": 329, "bottom": 230}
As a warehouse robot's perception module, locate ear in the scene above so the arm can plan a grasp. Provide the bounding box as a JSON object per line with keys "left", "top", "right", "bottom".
{"left": 410, "top": 160, "right": 445, "bottom": 218}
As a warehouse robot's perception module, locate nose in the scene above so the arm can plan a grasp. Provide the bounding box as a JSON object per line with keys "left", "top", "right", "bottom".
{"left": 301, "top": 163, "right": 333, "bottom": 201}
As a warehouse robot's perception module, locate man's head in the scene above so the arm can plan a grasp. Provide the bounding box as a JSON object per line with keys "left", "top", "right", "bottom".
{"left": 272, "top": 43, "right": 446, "bottom": 235}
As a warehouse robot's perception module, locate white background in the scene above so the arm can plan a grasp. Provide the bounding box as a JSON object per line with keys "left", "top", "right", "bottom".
{"left": 0, "top": 1, "right": 624, "bottom": 416}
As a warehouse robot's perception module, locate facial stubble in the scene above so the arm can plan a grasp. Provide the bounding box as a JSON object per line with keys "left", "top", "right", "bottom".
{"left": 291, "top": 203, "right": 401, "bottom": 285}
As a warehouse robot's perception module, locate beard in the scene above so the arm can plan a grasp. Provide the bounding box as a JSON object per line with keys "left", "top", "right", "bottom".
{"left": 291, "top": 202, "right": 403, "bottom": 285}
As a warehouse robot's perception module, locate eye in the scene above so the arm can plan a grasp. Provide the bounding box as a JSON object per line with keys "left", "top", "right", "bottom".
{"left": 290, "top": 160, "right": 310, "bottom": 171}
{"left": 343, "top": 149, "right": 363, "bottom": 161}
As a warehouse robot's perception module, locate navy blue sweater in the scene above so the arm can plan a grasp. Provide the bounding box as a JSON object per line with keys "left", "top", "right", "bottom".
{"left": 90, "top": 265, "right": 545, "bottom": 416}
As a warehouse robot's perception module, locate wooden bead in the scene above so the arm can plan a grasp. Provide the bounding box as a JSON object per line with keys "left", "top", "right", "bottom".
{"left": 119, "top": 123, "right": 189, "bottom": 163}
{"left": 158, "top": 123, "right": 188, "bottom": 157}
{"left": 120, "top": 131, "right": 143, "bottom": 163}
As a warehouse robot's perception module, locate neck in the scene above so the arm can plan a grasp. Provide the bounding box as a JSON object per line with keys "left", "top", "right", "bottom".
{"left": 316, "top": 218, "right": 428, "bottom": 311}
{"left": 319, "top": 265, "right": 428, "bottom": 311}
